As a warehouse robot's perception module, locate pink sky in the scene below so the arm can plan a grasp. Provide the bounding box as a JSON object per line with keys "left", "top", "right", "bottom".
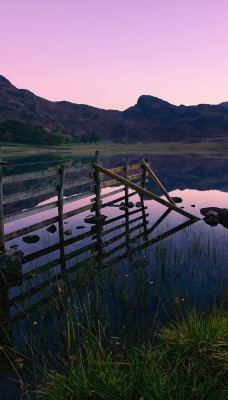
{"left": 1, "top": 0, "right": 228, "bottom": 110}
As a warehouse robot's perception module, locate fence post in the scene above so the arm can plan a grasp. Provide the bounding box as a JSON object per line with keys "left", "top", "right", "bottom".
{"left": 0, "top": 147, "right": 7, "bottom": 252}
{"left": 94, "top": 151, "right": 101, "bottom": 218}
{"left": 58, "top": 165, "right": 66, "bottom": 272}
{"left": 124, "top": 156, "right": 130, "bottom": 249}
{"left": 140, "top": 159, "right": 148, "bottom": 237}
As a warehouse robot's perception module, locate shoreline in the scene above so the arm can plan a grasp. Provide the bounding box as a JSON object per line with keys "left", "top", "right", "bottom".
{"left": 1, "top": 139, "right": 228, "bottom": 158}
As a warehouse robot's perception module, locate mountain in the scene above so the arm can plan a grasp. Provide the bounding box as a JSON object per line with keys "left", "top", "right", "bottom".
{"left": 1, "top": 75, "right": 228, "bottom": 143}
{"left": 219, "top": 101, "right": 228, "bottom": 109}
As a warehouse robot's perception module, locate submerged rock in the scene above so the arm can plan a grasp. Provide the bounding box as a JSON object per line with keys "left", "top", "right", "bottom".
{"left": 84, "top": 215, "right": 107, "bottom": 224}
{"left": 23, "top": 235, "right": 40, "bottom": 243}
{"left": 171, "top": 197, "right": 183, "bottom": 203}
{"left": 218, "top": 209, "right": 228, "bottom": 228}
{"left": 10, "top": 244, "right": 19, "bottom": 249}
{"left": 46, "top": 224, "right": 57, "bottom": 233}
{"left": 203, "top": 215, "right": 218, "bottom": 227}
{"left": 200, "top": 207, "right": 228, "bottom": 229}
{"left": 64, "top": 229, "right": 72, "bottom": 236}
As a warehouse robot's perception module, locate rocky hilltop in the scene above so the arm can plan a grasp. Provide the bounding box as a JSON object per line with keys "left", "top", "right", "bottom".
{"left": 1, "top": 75, "right": 228, "bottom": 143}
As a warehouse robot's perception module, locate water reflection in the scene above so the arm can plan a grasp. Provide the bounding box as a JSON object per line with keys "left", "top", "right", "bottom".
{"left": 200, "top": 207, "right": 228, "bottom": 229}
{"left": 0, "top": 152, "right": 227, "bottom": 397}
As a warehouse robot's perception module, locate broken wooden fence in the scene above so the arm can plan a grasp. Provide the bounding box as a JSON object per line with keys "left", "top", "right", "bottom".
{"left": 0, "top": 152, "right": 149, "bottom": 252}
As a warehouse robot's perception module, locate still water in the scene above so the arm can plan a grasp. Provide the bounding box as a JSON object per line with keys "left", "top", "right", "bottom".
{"left": 0, "top": 152, "right": 227, "bottom": 398}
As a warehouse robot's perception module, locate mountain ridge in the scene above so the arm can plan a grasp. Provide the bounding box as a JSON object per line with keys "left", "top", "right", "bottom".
{"left": 1, "top": 75, "right": 228, "bottom": 143}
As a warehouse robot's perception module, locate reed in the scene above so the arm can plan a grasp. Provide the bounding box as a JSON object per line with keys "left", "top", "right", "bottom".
{"left": 16, "top": 309, "right": 227, "bottom": 400}
{"left": 1, "top": 220, "right": 227, "bottom": 399}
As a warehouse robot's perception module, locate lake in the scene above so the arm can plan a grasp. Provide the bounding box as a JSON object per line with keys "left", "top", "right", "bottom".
{"left": 0, "top": 152, "right": 227, "bottom": 399}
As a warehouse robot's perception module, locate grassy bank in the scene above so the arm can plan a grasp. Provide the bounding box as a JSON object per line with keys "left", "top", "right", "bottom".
{"left": 1, "top": 207, "right": 227, "bottom": 398}
{"left": 9, "top": 310, "right": 228, "bottom": 400}
{"left": 1, "top": 138, "right": 228, "bottom": 158}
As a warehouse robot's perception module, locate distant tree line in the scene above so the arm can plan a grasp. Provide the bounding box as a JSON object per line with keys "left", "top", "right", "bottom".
{"left": 0, "top": 120, "right": 102, "bottom": 146}
{"left": 71, "top": 131, "right": 101, "bottom": 143}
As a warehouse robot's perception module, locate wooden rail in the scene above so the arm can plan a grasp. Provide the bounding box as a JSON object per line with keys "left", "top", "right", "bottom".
{"left": 0, "top": 154, "right": 149, "bottom": 250}
{"left": 0, "top": 151, "right": 201, "bottom": 342}
{"left": 93, "top": 163, "right": 199, "bottom": 221}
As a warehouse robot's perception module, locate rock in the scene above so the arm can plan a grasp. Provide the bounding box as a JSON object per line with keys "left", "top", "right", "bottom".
{"left": 127, "top": 201, "right": 135, "bottom": 208}
{"left": 203, "top": 216, "right": 218, "bottom": 227}
{"left": 200, "top": 207, "right": 228, "bottom": 229}
{"left": 0, "top": 249, "right": 23, "bottom": 287}
{"left": 84, "top": 215, "right": 107, "bottom": 224}
{"left": 200, "top": 207, "right": 222, "bottom": 216}
{"left": 5, "top": 249, "right": 24, "bottom": 258}
{"left": 217, "top": 209, "right": 228, "bottom": 228}
{"left": 171, "top": 197, "right": 183, "bottom": 204}
{"left": 76, "top": 226, "right": 86, "bottom": 229}
{"left": 46, "top": 224, "right": 57, "bottom": 233}
{"left": 23, "top": 235, "right": 40, "bottom": 243}
{"left": 64, "top": 229, "right": 72, "bottom": 236}
{"left": 96, "top": 215, "right": 107, "bottom": 223}
{"left": 136, "top": 201, "right": 142, "bottom": 208}
{"left": 119, "top": 202, "right": 128, "bottom": 210}
{"left": 191, "top": 204, "right": 195, "bottom": 207}
{"left": 10, "top": 244, "right": 19, "bottom": 249}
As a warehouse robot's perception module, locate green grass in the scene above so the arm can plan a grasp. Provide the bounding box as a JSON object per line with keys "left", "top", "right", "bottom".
{"left": 2, "top": 218, "right": 227, "bottom": 399}
{"left": 10, "top": 309, "right": 227, "bottom": 400}
{"left": 1, "top": 138, "right": 228, "bottom": 158}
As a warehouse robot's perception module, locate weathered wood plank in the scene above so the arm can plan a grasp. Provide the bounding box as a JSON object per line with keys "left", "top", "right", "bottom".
{"left": 3, "top": 184, "right": 57, "bottom": 204}
{"left": 101, "top": 207, "right": 147, "bottom": 226}
{"left": 92, "top": 214, "right": 149, "bottom": 239}
{"left": 4, "top": 201, "right": 58, "bottom": 223}
{"left": 4, "top": 190, "right": 92, "bottom": 223}
{"left": 64, "top": 177, "right": 93, "bottom": 190}
{"left": 3, "top": 168, "right": 59, "bottom": 184}
{"left": 90, "top": 187, "right": 124, "bottom": 202}
{"left": 89, "top": 173, "right": 145, "bottom": 192}
{"left": 23, "top": 229, "right": 95, "bottom": 264}
{"left": 89, "top": 163, "right": 147, "bottom": 178}
{"left": 5, "top": 201, "right": 93, "bottom": 242}
{"left": 93, "top": 163, "right": 200, "bottom": 220}
{"left": 142, "top": 160, "right": 176, "bottom": 205}
{"left": 65, "top": 163, "right": 92, "bottom": 174}
{"left": 3, "top": 162, "right": 93, "bottom": 184}
{"left": 58, "top": 165, "right": 65, "bottom": 270}
{"left": 63, "top": 191, "right": 91, "bottom": 205}
{"left": 102, "top": 222, "right": 148, "bottom": 258}
{"left": 5, "top": 216, "right": 59, "bottom": 241}
{"left": 147, "top": 209, "right": 172, "bottom": 234}
{"left": 62, "top": 203, "right": 93, "bottom": 220}
{"left": 102, "top": 190, "right": 137, "bottom": 208}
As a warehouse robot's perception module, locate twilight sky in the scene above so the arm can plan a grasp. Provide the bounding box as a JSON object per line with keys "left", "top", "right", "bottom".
{"left": 1, "top": 0, "right": 228, "bottom": 110}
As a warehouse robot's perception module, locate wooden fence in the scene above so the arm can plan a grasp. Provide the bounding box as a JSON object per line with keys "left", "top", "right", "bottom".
{"left": 0, "top": 151, "right": 199, "bottom": 343}
{"left": 0, "top": 197, "right": 196, "bottom": 326}
{"left": 0, "top": 151, "right": 149, "bottom": 252}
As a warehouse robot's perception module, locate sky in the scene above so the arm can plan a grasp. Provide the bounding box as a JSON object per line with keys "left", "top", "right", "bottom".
{"left": 1, "top": 0, "right": 228, "bottom": 110}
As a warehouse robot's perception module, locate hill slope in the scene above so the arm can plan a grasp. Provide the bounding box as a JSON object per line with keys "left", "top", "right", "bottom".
{"left": 1, "top": 75, "right": 228, "bottom": 143}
